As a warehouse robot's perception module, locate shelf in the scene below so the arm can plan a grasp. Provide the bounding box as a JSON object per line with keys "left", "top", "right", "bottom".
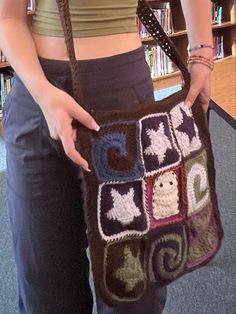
{"left": 212, "top": 21, "right": 236, "bottom": 30}
{"left": 152, "top": 70, "right": 181, "bottom": 82}
{"left": 141, "top": 21, "right": 236, "bottom": 43}
{"left": 152, "top": 55, "right": 236, "bottom": 100}
{"left": 0, "top": 62, "right": 10, "bottom": 69}
{"left": 151, "top": 55, "right": 234, "bottom": 82}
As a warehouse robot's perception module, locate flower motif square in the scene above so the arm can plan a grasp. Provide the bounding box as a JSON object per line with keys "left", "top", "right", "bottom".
{"left": 98, "top": 180, "right": 150, "bottom": 242}
{"left": 104, "top": 238, "right": 147, "bottom": 302}
{"left": 186, "top": 203, "right": 219, "bottom": 270}
{"left": 185, "top": 149, "right": 210, "bottom": 216}
{"left": 144, "top": 166, "right": 186, "bottom": 230}
{"left": 170, "top": 102, "right": 202, "bottom": 158}
{"left": 91, "top": 121, "right": 144, "bottom": 183}
{"left": 139, "top": 113, "right": 181, "bottom": 176}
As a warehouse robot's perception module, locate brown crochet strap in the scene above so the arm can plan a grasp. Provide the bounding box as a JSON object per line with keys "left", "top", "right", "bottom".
{"left": 56, "top": 0, "right": 82, "bottom": 104}
{"left": 56, "top": 0, "right": 190, "bottom": 107}
{"left": 137, "top": 0, "right": 190, "bottom": 87}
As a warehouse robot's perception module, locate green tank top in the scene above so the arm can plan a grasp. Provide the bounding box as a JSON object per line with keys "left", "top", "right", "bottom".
{"left": 31, "top": 0, "right": 138, "bottom": 38}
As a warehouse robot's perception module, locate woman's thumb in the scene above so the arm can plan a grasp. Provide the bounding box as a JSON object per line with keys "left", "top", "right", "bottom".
{"left": 185, "top": 83, "right": 199, "bottom": 108}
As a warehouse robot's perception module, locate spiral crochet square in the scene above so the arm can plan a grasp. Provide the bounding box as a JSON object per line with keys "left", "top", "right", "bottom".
{"left": 186, "top": 202, "right": 219, "bottom": 270}
{"left": 91, "top": 121, "right": 144, "bottom": 183}
{"left": 185, "top": 149, "right": 210, "bottom": 216}
{"left": 148, "top": 224, "right": 188, "bottom": 285}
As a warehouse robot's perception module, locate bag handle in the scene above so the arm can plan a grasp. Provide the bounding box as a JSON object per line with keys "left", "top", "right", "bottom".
{"left": 56, "top": 0, "right": 190, "bottom": 106}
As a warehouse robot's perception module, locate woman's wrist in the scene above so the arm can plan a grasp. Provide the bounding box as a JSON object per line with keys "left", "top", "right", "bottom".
{"left": 31, "top": 80, "right": 55, "bottom": 106}
{"left": 188, "top": 47, "right": 214, "bottom": 59}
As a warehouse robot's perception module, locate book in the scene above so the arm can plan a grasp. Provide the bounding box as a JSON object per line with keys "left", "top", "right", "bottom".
{"left": 138, "top": 2, "right": 173, "bottom": 39}
{"left": 213, "top": 35, "right": 224, "bottom": 59}
{"left": 212, "top": 2, "right": 223, "bottom": 25}
{"left": 0, "top": 70, "right": 14, "bottom": 116}
{"left": 145, "top": 45, "right": 174, "bottom": 79}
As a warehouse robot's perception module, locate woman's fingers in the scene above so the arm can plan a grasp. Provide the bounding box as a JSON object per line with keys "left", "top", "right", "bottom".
{"left": 70, "top": 101, "right": 100, "bottom": 131}
{"left": 60, "top": 128, "right": 91, "bottom": 171}
{"left": 200, "top": 78, "right": 211, "bottom": 113}
{"left": 185, "top": 82, "right": 200, "bottom": 108}
{"left": 185, "top": 63, "right": 211, "bottom": 109}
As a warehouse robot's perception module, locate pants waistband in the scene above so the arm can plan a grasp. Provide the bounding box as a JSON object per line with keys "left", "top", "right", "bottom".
{"left": 38, "top": 45, "right": 145, "bottom": 76}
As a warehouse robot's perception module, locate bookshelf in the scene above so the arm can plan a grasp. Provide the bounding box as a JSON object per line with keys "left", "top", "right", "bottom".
{"left": 0, "top": 0, "right": 235, "bottom": 135}
{"left": 143, "top": 0, "right": 235, "bottom": 119}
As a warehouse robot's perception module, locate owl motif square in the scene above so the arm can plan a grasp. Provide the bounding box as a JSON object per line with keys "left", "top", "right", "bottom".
{"left": 98, "top": 180, "right": 149, "bottom": 242}
{"left": 104, "top": 238, "right": 147, "bottom": 302}
{"left": 91, "top": 121, "right": 144, "bottom": 183}
{"left": 139, "top": 113, "right": 181, "bottom": 176}
{"left": 170, "top": 102, "right": 202, "bottom": 158}
{"left": 145, "top": 166, "right": 185, "bottom": 230}
{"left": 185, "top": 149, "right": 210, "bottom": 216}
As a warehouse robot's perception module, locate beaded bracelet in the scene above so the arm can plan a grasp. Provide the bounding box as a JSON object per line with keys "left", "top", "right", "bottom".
{"left": 187, "top": 44, "right": 214, "bottom": 53}
{"left": 187, "top": 60, "right": 214, "bottom": 71}
{"left": 187, "top": 56, "right": 214, "bottom": 71}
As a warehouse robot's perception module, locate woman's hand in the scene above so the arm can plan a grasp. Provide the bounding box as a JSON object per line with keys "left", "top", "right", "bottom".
{"left": 185, "top": 62, "right": 212, "bottom": 113}
{"left": 37, "top": 83, "right": 99, "bottom": 171}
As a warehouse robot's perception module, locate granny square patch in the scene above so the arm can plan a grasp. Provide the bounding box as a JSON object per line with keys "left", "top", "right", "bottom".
{"left": 185, "top": 149, "right": 210, "bottom": 216}
{"left": 144, "top": 166, "right": 186, "bottom": 230}
{"left": 186, "top": 203, "right": 219, "bottom": 270}
{"left": 104, "top": 238, "right": 147, "bottom": 302}
{"left": 98, "top": 180, "right": 149, "bottom": 242}
{"left": 139, "top": 113, "right": 181, "bottom": 176}
{"left": 91, "top": 121, "right": 144, "bottom": 183}
{"left": 170, "top": 102, "right": 202, "bottom": 158}
{"left": 148, "top": 224, "right": 188, "bottom": 285}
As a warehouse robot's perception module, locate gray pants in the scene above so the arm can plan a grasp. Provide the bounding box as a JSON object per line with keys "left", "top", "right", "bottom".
{"left": 2, "top": 46, "right": 167, "bottom": 314}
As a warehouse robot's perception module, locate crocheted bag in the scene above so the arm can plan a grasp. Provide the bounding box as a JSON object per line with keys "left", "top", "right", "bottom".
{"left": 56, "top": 0, "right": 224, "bottom": 306}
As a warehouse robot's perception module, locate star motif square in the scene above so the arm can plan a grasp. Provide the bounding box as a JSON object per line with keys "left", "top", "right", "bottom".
{"left": 104, "top": 238, "right": 147, "bottom": 302}
{"left": 185, "top": 149, "right": 210, "bottom": 216}
{"left": 186, "top": 203, "right": 219, "bottom": 270}
{"left": 91, "top": 121, "right": 144, "bottom": 183}
{"left": 98, "top": 180, "right": 150, "bottom": 242}
{"left": 170, "top": 102, "right": 202, "bottom": 158}
{"left": 139, "top": 113, "right": 181, "bottom": 176}
{"left": 144, "top": 166, "right": 186, "bottom": 230}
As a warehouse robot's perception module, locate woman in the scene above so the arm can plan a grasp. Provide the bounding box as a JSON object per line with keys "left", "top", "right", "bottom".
{"left": 0, "top": 0, "right": 214, "bottom": 313}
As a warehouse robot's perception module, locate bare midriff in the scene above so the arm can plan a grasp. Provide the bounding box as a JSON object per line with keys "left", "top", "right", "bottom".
{"left": 32, "top": 32, "right": 142, "bottom": 61}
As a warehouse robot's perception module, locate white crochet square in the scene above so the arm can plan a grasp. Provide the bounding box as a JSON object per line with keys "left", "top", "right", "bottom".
{"left": 170, "top": 102, "right": 202, "bottom": 157}
{"left": 139, "top": 113, "right": 181, "bottom": 176}
{"left": 97, "top": 180, "right": 150, "bottom": 242}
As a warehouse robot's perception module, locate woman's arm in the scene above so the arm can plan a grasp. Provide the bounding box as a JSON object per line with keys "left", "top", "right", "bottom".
{"left": 180, "top": 0, "right": 213, "bottom": 112}
{"left": 180, "top": 0, "right": 213, "bottom": 58}
{"left": 0, "top": 0, "right": 50, "bottom": 101}
{"left": 0, "top": 0, "right": 98, "bottom": 170}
